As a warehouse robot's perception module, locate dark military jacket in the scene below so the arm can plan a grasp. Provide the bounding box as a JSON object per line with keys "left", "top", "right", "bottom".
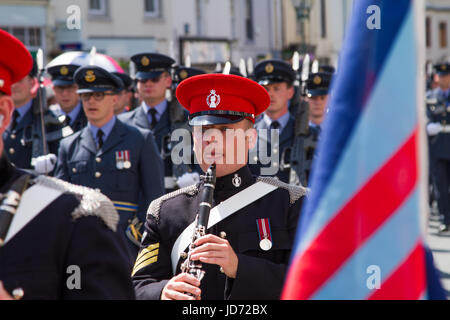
{"left": 118, "top": 99, "right": 197, "bottom": 190}
{"left": 3, "top": 97, "right": 68, "bottom": 170}
{"left": 426, "top": 88, "right": 450, "bottom": 160}
{"left": 132, "top": 165, "right": 306, "bottom": 300}
{"left": 0, "top": 155, "right": 135, "bottom": 299}
{"left": 50, "top": 103, "right": 88, "bottom": 133}
{"left": 249, "top": 115, "right": 296, "bottom": 184}
{"left": 54, "top": 118, "right": 165, "bottom": 237}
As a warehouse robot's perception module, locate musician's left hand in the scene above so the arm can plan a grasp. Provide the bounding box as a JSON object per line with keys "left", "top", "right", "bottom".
{"left": 190, "top": 234, "right": 238, "bottom": 279}
{"left": 0, "top": 282, "right": 13, "bottom": 300}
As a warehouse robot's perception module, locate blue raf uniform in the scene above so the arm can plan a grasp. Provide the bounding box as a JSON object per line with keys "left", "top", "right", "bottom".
{"left": 54, "top": 66, "right": 165, "bottom": 256}
{"left": 119, "top": 53, "right": 199, "bottom": 192}
{"left": 304, "top": 71, "right": 333, "bottom": 182}
{"left": 249, "top": 59, "right": 308, "bottom": 185}
{"left": 2, "top": 61, "right": 71, "bottom": 170}
{"left": 426, "top": 62, "right": 450, "bottom": 232}
{"left": 47, "top": 64, "right": 88, "bottom": 133}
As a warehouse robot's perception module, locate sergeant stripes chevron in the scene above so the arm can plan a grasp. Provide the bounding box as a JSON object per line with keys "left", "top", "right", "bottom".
{"left": 132, "top": 243, "right": 159, "bottom": 276}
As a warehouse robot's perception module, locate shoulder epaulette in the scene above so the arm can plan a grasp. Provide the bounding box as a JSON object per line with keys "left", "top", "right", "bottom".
{"left": 33, "top": 176, "right": 119, "bottom": 231}
{"left": 147, "top": 183, "right": 200, "bottom": 222}
{"left": 256, "top": 176, "right": 308, "bottom": 204}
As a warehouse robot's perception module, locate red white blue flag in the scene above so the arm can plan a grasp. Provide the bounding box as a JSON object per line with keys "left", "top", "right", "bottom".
{"left": 282, "top": 0, "right": 443, "bottom": 299}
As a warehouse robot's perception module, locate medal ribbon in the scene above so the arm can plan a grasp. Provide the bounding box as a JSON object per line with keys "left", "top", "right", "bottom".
{"left": 116, "top": 151, "right": 124, "bottom": 165}
{"left": 256, "top": 218, "right": 272, "bottom": 242}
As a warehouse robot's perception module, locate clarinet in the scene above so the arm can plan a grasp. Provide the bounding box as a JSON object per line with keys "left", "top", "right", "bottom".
{"left": 180, "top": 164, "right": 216, "bottom": 289}
{"left": 0, "top": 174, "right": 31, "bottom": 246}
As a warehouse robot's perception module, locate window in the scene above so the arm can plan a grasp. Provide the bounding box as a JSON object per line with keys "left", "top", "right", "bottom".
{"left": 439, "top": 21, "right": 447, "bottom": 48}
{"left": 144, "top": 0, "right": 160, "bottom": 18}
{"left": 1, "top": 26, "right": 43, "bottom": 50}
{"left": 28, "top": 28, "right": 41, "bottom": 47}
{"left": 12, "top": 27, "right": 25, "bottom": 43}
{"left": 245, "top": 0, "right": 254, "bottom": 41}
{"left": 89, "top": 0, "right": 107, "bottom": 16}
{"left": 426, "top": 17, "right": 431, "bottom": 48}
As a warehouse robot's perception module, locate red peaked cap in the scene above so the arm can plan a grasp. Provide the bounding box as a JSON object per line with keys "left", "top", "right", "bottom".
{"left": 0, "top": 30, "right": 33, "bottom": 96}
{"left": 176, "top": 73, "right": 270, "bottom": 125}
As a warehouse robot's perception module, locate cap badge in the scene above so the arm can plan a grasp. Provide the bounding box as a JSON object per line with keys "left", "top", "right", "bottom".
{"left": 85, "top": 70, "right": 96, "bottom": 83}
{"left": 265, "top": 63, "right": 274, "bottom": 74}
{"left": 206, "top": 89, "right": 220, "bottom": 109}
{"left": 313, "top": 75, "right": 322, "bottom": 85}
{"left": 141, "top": 56, "right": 150, "bottom": 66}
{"left": 443, "top": 65, "right": 447, "bottom": 71}
{"left": 60, "top": 66, "right": 69, "bottom": 76}
{"left": 232, "top": 174, "right": 241, "bottom": 188}
{"left": 179, "top": 70, "right": 188, "bottom": 79}
{"left": 0, "top": 79, "right": 3, "bottom": 88}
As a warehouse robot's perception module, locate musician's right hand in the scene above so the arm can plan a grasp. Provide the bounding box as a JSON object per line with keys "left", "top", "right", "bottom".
{"left": 161, "top": 273, "right": 201, "bottom": 300}
{"left": 0, "top": 282, "right": 13, "bottom": 300}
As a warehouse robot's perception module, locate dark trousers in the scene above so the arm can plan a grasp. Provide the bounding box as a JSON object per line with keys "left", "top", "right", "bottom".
{"left": 434, "top": 158, "right": 450, "bottom": 224}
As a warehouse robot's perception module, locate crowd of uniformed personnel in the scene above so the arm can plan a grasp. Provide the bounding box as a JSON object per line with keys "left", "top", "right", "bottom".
{"left": 426, "top": 62, "right": 450, "bottom": 234}
{"left": 1, "top": 28, "right": 447, "bottom": 300}
{"left": 2, "top": 45, "right": 333, "bottom": 255}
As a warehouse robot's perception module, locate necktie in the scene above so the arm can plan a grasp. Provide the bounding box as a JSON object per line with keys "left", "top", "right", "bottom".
{"left": 270, "top": 120, "right": 280, "bottom": 130}
{"left": 148, "top": 108, "right": 157, "bottom": 130}
{"left": 97, "top": 129, "right": 104, "bottom": 150}
{"left": 10, "top": 110, "right": 20, "bottom": 131}
{"left": 65, "top": 115, "right": 71, "bottom": 126}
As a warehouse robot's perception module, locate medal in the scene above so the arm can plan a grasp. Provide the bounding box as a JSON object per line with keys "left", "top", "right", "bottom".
{"left": 115, "top": 151, "right": 124, "bottom": 170}
{"left": 123, "top": 150, "right": 131, "bottom": 169}
{"left": 116, "top": 150, "right": 131, "bottom": 169}
{"left": 259, "top": 238, "right": 272, "bottom": 251}
{"left": 256, "top": 218, "right": 272, "bottom": 251}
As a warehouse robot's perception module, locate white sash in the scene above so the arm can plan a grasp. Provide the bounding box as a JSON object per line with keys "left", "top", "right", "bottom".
{"left": 4, "top": 183, "right": 63, "bottom": 244}
{"left": 170, "top": 181, "right": 278, "bottom": 274}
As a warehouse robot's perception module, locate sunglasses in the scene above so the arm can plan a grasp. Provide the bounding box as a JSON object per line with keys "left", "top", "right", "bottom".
{"left": 80, "top": 92, "right": 116, "bottom": 101}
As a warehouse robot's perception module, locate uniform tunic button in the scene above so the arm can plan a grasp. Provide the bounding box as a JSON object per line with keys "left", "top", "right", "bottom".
{"left": 72, "top": 167, "right": 77, "bottom": 173}
{"left": 220, "top": 231, "right": 227, "bottom": 239}
{"left": 9, "top": 148, "right": 14, "bottom": 154}
{"left": 95, "top": 171, "right": 101, "bottom": 178}
{"left": 10, "top": 134, "right": 16, "bottom": 139}
{"left": 95, "top": 157, "right": 101, "bottom": 163}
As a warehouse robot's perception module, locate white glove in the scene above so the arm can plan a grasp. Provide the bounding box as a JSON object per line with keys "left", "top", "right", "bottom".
{"left": 33, "top": 153, "right": 57, "bottom": 174}
{"left": 427, "top": 122, "right": 443, "bottom": 136}
{"left": 176, "top": 172, "right": 200, "bottom": 188}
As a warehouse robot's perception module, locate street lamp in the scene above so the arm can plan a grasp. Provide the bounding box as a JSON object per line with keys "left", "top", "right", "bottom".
{"left": 292, "top": 0, "right": 312, "bottom": 53}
